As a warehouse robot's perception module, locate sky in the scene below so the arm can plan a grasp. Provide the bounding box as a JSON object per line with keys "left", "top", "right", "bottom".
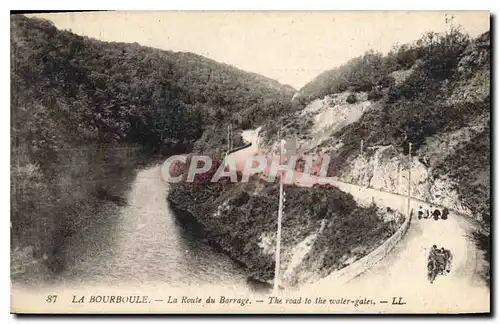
{"left": 30, "top": 11, "right": 490, "bottom": 89}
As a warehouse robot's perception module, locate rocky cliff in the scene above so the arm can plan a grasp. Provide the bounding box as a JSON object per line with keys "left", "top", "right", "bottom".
{"left": 272, "top": 29, "right": 491, "bottom": 230}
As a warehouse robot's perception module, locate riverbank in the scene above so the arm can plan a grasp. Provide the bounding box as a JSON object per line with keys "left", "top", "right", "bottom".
{"left": 12, "top": 166, "right": 250, "bottom": 290}
{"left": 167, "top": 176, "right": 404, "bottom": 287}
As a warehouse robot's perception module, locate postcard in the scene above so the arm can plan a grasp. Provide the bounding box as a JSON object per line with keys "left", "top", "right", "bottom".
{"left": 10, "top": 10, "right": 491, "bottom": 314}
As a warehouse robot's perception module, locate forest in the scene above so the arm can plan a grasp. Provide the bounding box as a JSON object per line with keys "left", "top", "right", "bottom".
{"left": 11, "top": 14, "right": 296, "bottom": 275}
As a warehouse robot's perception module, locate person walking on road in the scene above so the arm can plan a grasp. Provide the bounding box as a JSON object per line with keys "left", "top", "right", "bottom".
{"left": 433, "top": 209, "right": 441, "bottom": 221}
{"left": 442, "top": 207, "right": 449, "bottom": 220}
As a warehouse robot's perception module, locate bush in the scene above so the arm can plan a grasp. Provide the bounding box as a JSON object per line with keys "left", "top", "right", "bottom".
{"left": 296, "top": 26, "right": 473, "bottom": 106}
{"left": 346, "top": 94, "right": 357, "bottom": 104}
{"left": 367, "top": 88, "right": 384, "bottom": 101}
{"left": 295, "top": 50, "right": 395, "bottom": 104}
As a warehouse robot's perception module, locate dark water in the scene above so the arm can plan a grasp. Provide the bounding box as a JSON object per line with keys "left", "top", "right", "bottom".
{"left": 39, "top": 165, "right": 249, "bottom": 288}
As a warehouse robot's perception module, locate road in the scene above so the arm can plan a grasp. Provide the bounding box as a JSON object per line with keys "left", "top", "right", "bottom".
{"left": 233, "top": 130, "right": 490, "bottom": 312}
{"left": 299, "top": 181, "right": 489, "bottom": 312}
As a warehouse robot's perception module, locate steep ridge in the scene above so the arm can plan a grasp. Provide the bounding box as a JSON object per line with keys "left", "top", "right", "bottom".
{"left": 291, "top": 29, "right": 491, "bottom": 230}
{"left": 10, "top": 14, "right": 296, "bottom": 281}
{"left": 257, "top": 28, "right": 490, "bottom": 231}
{"left": 288, "top": 27, "right": 490, "bottom": 288}
{"left": 167, "top": 130, "right": 405, "bottom": 287}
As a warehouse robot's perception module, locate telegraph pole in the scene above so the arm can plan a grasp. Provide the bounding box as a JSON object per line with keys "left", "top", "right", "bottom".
{"left": 397, "top": 164, "right": 402, "bottom": 195}
{"left": 362, "top": 139, "right": 369, "bottom": 189}
{"left": 226, "top": 124, "right": 233, "bottom": 156}
{"left": 228, "top": 124, "right": 232, "bottom": 151}
{"left": 274, "top": 128, "right": 284, "bottom": 293}
{"left": 230, "top": 124, "right": 233, "bottom": 151}
{"left": 227, "top": 125, "right": 230, "bottom": 156}
{"left": 407, "top": 142, "right": 412, "bottom": 218}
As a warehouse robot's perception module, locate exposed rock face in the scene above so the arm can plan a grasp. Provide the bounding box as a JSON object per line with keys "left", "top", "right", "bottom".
{"left": 260, "top": 91, "right": 375, "bottom": 153}
{"left": 338, "top": 146, "right": 472, "bottom": 216}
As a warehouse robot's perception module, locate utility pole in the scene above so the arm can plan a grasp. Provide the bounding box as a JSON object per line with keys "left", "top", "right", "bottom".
{"left": 274, "top": 128, "right": 284, "bottom": 293}
{"left": 230, "top": 123, "right": 233, "bottom": 151}
{"left": 226, "top": 124, "right": 233, "bottom": 156}
{"left": 228, "top": 124, "right": 232, "bottom": 152}
{"left": 397, "top": 164, "right": 401, "bottom": 195}
{"left": 362, "top": 139, "right": 369, "bottom": 189}
{"left": 227, "top": 125, "right": 230, "bottom": 156}
{"left": 407, "top": 142, "right": 412, "bottom": 218}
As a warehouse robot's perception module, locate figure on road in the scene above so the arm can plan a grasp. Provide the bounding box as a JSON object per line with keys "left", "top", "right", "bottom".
{"left": 427, "top": 245, "right": 453, "bottom": 283}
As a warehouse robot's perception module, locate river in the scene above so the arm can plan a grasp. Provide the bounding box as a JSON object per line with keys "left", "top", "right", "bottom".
{"left": 31, "top": 165, "right": 251, "bottom": 290}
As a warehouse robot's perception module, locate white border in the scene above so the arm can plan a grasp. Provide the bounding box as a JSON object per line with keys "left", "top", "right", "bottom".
{"left": 3, "top": 1, "right": 497, "bottom": 10}
{"left": 2, "top": 1, "right": 497, "bottom": 323}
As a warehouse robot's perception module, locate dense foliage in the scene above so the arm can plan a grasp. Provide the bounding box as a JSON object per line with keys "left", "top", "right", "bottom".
{"left": 169, "top": 26, "right": 491, "bottom": 283}
{"left": 315, "top": 30, "right": 490, "bottom": 177}
{"left": 294, "top": 50, "right": 396, "bottom": 106}
{"left": 11, "top": 14, "right": 296, "bottom": 277}
{"left": 294, "top": 27, "right": 475, "bottom": 107}
{"left": 11, "top": 15, "right": 296, "bottom": 155}
{"left": 434, "top": 126, "right": 491, "bottom": 226}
